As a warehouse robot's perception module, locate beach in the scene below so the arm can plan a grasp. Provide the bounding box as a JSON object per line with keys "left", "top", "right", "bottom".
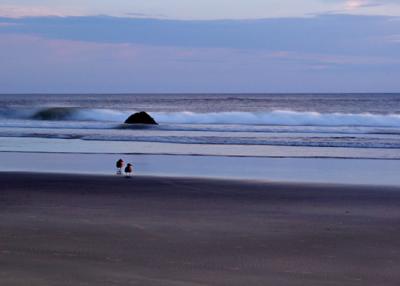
{"left": 1, "top": 172, "right": 399, "bottom": 285}
{"left": 2, "top": 2, "right": 400, "bottom": 284}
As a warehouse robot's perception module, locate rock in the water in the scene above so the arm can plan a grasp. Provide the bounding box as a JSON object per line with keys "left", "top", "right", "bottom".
{"left": 124, "top": 111, "right": 158, "bottom": 125}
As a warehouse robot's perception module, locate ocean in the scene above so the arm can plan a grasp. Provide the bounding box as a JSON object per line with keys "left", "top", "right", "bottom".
{"left": 0, "top": 93, "right": 400, "bottom": 184}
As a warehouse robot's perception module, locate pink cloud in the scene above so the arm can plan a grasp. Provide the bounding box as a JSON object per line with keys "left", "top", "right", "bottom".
{"left": 0, "top": 5, "right": 82, "bottom": 18}
{"left": 346, "top": 0, "right": 366, "bottom": 10}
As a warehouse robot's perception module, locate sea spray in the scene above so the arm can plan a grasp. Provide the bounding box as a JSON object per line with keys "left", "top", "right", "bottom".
{"left": 152, "top": 111, "right": 400, "bottom": 127}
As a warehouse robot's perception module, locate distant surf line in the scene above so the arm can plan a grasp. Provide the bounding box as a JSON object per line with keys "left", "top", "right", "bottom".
{"left": 1, "top": 107, "right": 400, "bottom": 128}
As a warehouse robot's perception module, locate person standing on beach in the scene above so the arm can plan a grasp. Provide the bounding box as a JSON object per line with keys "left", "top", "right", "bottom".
{"left": 125, "top": 163, "right": 133, "bottom": 178}
{"left": 116, "top": 159, "right": 125, "bottom": 175}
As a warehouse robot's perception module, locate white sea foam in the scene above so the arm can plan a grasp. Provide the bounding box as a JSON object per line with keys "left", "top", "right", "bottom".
{"left": 2, "top": 107, "right": 400, "bottom": 128}
{"left": 73, "top": 109, "right": 130, "bottom": 122}
{"left": 151, "top": 111, "right": 400, "bottom": 127}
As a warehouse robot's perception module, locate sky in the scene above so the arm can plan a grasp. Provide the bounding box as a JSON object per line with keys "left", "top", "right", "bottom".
{"left": 0, "top": 0, "right": 400, "bottom": 93}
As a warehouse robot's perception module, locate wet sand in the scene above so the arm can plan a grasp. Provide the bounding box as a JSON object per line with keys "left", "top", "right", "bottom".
{"left": 1, "top": 172, "right": 400, "bottom": 285}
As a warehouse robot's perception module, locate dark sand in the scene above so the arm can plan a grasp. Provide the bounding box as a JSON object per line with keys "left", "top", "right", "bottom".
{"left": 1, "top": 172, "right": 400, "bottom": 285}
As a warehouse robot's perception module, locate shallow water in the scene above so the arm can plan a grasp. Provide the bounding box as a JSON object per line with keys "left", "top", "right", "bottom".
{"left": 2, "top": 151, "right": 400, "bottom": 186}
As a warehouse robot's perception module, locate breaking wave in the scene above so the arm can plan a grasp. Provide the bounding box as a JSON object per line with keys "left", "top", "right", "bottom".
{"left": 1, "top": 107, "right": 400, "bottom": 128}
{"left": 32, "top": 107, "right": 129, "bottom": 122}
{"left": 0, "top": 107, "right": 129, "bottom": 122}
{"left": 152, "top": 111, "right": 400, "bottom": 127}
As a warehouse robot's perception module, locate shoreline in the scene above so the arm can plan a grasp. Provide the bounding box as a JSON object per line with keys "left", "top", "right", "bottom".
{"left": 3, "top": 149, "right": 400, "bottom": 161}
{"left": 3, "top": 170, "right": 400, "bottom": 189}
{"left": 2, "top": 151, "right": 400, "bottom": 186}
{"left": 1, "top": 172, "right": 400, "bottom": 285}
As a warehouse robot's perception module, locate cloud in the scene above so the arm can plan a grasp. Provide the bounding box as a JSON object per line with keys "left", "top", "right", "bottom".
{"left": 0, "top": 22, "right": 18, "bottom": 27}
{"left": 0, "top": 14, "right": 399, "bottom": 58}
{"left": 337, "top": 0, "right": 400, "bottom": 16}
{"left": 345, "top": 0, "right": 371, "bottom": 10}
{"left": 2, "top": 0, "right": 400, "bottom": 20}
{"left": 0, "top": 1, "right": 336, "bottom": 19}
{"left": 124, "top": 12, "right": 168, "bottom": 18}
{"left": 0, "top": 4, "right": 82, "bottom": 18}
{"left": 385, "top": 34, "right": 400, "bottom": 43}
{"left": 1, "top": 32, "right": 399, "bottom": 93}
{"left": 1, "top": 14, "right": 400, "bottom": 93}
